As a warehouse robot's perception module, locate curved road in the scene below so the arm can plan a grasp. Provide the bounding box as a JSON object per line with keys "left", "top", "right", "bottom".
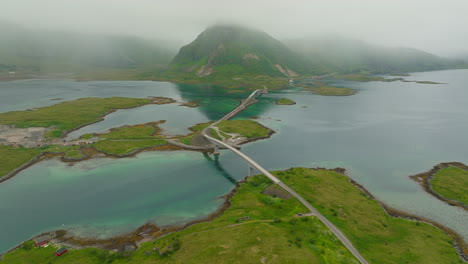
{"left": 202, "top": 90, "right": 369, "bottom": 264}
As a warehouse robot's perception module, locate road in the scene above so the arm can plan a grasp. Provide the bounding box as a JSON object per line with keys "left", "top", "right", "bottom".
{"left": 201, "top": 89, "right": 369, "bottom": 264}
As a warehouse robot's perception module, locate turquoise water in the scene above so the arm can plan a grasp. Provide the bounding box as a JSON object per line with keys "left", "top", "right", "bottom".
{"left": 1, "top": 70, "right": 468, "bottom": 253}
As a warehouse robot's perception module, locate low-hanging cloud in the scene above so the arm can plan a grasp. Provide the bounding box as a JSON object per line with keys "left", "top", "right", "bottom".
{"left": 2, "top": 0, "right": 467, "bottom": 56}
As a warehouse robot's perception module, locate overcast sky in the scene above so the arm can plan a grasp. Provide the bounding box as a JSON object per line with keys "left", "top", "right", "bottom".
{"left": 2, "top": 0, "right": 468, "bottom": 56}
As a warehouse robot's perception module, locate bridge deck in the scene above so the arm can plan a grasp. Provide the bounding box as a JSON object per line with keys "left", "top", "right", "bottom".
{"left": 201, "top": 88, "right": 369, "bottom": 264}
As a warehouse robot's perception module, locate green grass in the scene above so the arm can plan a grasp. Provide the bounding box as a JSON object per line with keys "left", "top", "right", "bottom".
{"left": 0, "top": 97, "right": 151, "bottom": 137}
{"left": 1, "top": 243, "right": 129, "bottom": 264}
{"left": 276, "top": 98, "right": 296, "bottom": 105}
{"left": 217, "top": 120, "right": 270, "bottom": 139}
{"left": 3, "top": 168, "right": 464, "bottom": 263}
{"left": 2, "top": 174, "right": 359, "bottom": 263}
{"left": 306, "top": 86, "right": 356, "bottom": 96}
{"left": 430, "top": 166, "right": 468, "bottom": 205}
{"left": 79, "top": 133, "right": 95, "bottom": 140}
{"left": 98, "top": 126, "right": 155, "bottom": 140}
{"left": 0, "top": 144, "right": 87, "bottom": 178}
{"left": 189, "top": 122, "right": 213, "bottom": 132}
{"left": 178, "top": 136, "right": 193, "bottom": 145}
{"left": 0, "top": 145, "right": 42, "bottom": 178}
{"left": 43, "top": 145, "right": 81, "bottom": 153}
{"left": 209, "top": 128, "right": 222, "bottom": 140}
{"left": 333, "top": 74, "right": 386, "bottom": 82}
{"left": 276, "top": 168, "right": 464, "bottom": 264}
{"left": 92, "top": 139, "right": 167, "bottom": 155}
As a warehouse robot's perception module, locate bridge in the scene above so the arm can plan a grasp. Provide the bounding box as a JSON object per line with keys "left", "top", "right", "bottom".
{"left": 201, "top": 89, "right": 369, "bottom": 264}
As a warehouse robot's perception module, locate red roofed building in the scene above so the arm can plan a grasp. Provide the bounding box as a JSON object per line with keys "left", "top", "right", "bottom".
{"left": 55, "top": 247, "right": 68, "bottom": 256}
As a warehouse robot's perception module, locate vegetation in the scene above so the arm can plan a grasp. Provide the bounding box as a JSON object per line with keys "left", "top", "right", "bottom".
{"left": 189, "top": 121, "right": 214, "bottom": 132}
{"left": 92, "top": 139, "right": 167, "bottom": 155}
{"left": 0, "top": 97, "right": 151, "bottom": 137}
{"left": 209, "top": 128, "right": 222, "bottom": 141}
{"left": 306, "top": 86, "right": 356, "bottom": 96}
{"left": 2, "top": 172, "right": 360, "bottom": 264}
{"left": 4, "top": 168, "right": 465, "bottom": 263}
{"left": 430, "top": 166, "right": 468, "bottom": 206}
{"left": 0, "top": 145, "right": 42, "bottom": 178}
{"left": 276, "top": 168, "right": 464, "bottom": 264}
{"left": 284, "top": 36, "right": 467, "bottom": 74}
{"left": 333, "top": 74, "right": 388, "bottom": 82}
{"left": 178, "top": 136, "right": 193, "bottom": 145}
{"left": 168, "top": 24, "right": 308, "bottom": 78}
{"left": 0, "top": 144, "right": 84, "bottom": 178}
{"left": 276, "top": 98, "right": 296, "bottom": 105}
{"left": 217, "top": 120, "right": 270, "bottom": 139}
{"left": 179, "top": 101, "right": 200, "bottom": 108}
{"left": 0, "top": 21, "right": 176, "bottom": 75}
{"left": 98, "top": 126, "right": 155, "bottom": 140}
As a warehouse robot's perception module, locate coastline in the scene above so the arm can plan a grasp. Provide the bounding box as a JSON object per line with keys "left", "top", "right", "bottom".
{"left": 4, "top": 166, "right": 467, "bottom": 262}
{"left": 410, "top": 162, "right": 468, "bottom": 211}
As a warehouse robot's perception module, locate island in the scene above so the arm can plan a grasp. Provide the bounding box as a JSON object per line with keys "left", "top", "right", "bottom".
{"left": 0, "top": 97, "right": 274, "bottom": 183}
{"left": 411, "top": 162, "right": 468, "bottom": 210}
{"left": 275, "top": 98, "right": 296, "bottom": 105}
{"left": 2, "top": 168, "right": 466, "bottom": 263}
{"left": 306, "top": 86, "right": 357, "bottom": 96}
{"left": 332, "top": 73, "right": 444, "bottom": 84}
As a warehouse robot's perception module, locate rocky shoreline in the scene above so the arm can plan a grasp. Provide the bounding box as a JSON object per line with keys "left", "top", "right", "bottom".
{"left": 410, "top": 162, "right": 468, "bottom": 211}
{"left": 5, "top": 166, "right": 467, "bottom": 262}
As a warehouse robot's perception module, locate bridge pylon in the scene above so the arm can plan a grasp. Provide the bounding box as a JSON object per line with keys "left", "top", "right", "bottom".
{"left": 213, "top": 144, "right": 220, "bottom": 156}
{"left": 248, "top": 166, "right": 254, "bottom": 177}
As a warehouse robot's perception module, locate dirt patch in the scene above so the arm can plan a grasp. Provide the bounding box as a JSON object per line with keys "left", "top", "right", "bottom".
{"left": 263, "top": 184, "right": 293, "bottom": 199}
{"left": 197, "top": 65, "right": 213, "bottom": 77}
{"left": 0, "top": 125, "right": 50, "bottom": 148}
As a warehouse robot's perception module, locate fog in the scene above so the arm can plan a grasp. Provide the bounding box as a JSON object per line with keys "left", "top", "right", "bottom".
{"left": 2, "top": 0, "right": 468, "bottom": 56}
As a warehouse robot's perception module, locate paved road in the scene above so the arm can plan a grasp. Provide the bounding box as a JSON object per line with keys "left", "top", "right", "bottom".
{"left": 202, "top": 90, "right": 369, "bottom": 264}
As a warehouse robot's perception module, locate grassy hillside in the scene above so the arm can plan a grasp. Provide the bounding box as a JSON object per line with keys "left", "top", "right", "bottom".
{"left": 1, "top": 172, "right": 360, "bottom": 264}
{"left": 0, "top": 22, "right": 176, "bottom": 75}
{"left": 278, "top": 168, "right": 465, "bottom": 264}
{"left": 284, "top": 35, "right": 467, "bottom": 74}
{"left": 430, "top": 166, "right": 468, "bottom": 206}
{"left": 3, "top": 168, "right": 465, "bottom": 263}
{"left": 168, "top": 24, "right": 308, "bottom": 78}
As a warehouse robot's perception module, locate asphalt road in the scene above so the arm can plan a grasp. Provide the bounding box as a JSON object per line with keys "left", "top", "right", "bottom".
{"left": 202, "top": 89, "right": 369, "bottom": 264}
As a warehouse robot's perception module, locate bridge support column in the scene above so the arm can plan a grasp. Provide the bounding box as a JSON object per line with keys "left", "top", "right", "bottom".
{"left": 213, "top": 144, "right": 220, "bottom": 156}
{"left": 248, "top": 166, "right": 254, "bottom": 177}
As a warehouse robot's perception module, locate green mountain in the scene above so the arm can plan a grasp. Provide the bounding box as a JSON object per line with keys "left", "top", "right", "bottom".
{"left": 0, "top": 22, "right": 176, "bottom": 74}
{"left": 284, "top": 36, "right": 467, "bottom": 74}
{"left": 169, "top": 24, "right": 307, "bottom": 77}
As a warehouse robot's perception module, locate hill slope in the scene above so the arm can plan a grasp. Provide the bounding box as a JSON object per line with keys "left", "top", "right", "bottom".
{"left": 284, "top": 36, "right": 467, "bottom": 74}
{"left": 169, "top": 24, "right": 307, "bottom": 77}
{"left": 0, "top": 22, "right": 176, "bottom": 74}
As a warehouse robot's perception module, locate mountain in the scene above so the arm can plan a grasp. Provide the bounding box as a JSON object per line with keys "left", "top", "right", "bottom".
{"left": 284, "top": 35, "right": 467, "bottom": 74}
{"left": 169, "top": 24, "right": 307, "bottom": 77}
{"left": 0, "top": 22, "right": 177, "bottom": 74}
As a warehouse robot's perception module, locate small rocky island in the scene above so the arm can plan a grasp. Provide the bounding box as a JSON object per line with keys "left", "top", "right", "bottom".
{"left": 275, "top": 98, "right": 296, "bottom": 105}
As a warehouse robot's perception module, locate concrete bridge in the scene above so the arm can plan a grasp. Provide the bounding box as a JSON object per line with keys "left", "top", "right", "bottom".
{"left": 201, "top": 89, "right": 369, "bottom": 264}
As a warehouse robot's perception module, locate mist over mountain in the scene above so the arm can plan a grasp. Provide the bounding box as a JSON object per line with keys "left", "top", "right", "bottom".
{"left": 1, "top": 21, "right": 466, "bottom": 78}
{"left": 283, "top": 35, "right": 466, "bottom": 74}
{"left": 168, "top": 25, "right": 466, "bottom": 78}
{"left": 169, "top": 25, "right": 307, "bottom": 77}
{"left": 0, "top": 22, "right": 177, "bottom": 74}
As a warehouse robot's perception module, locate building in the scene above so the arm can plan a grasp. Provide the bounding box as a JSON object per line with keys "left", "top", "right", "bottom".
{"left": 54, "top": 247, "right": 68, "bottom": 256}
{"left": 33, "top": 235, "right": 50, "bottom": 247}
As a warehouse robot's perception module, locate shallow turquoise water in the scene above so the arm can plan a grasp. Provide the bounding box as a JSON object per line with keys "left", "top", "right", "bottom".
{"left": 0, "top": 70, "right": 467, "bottom": 253}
